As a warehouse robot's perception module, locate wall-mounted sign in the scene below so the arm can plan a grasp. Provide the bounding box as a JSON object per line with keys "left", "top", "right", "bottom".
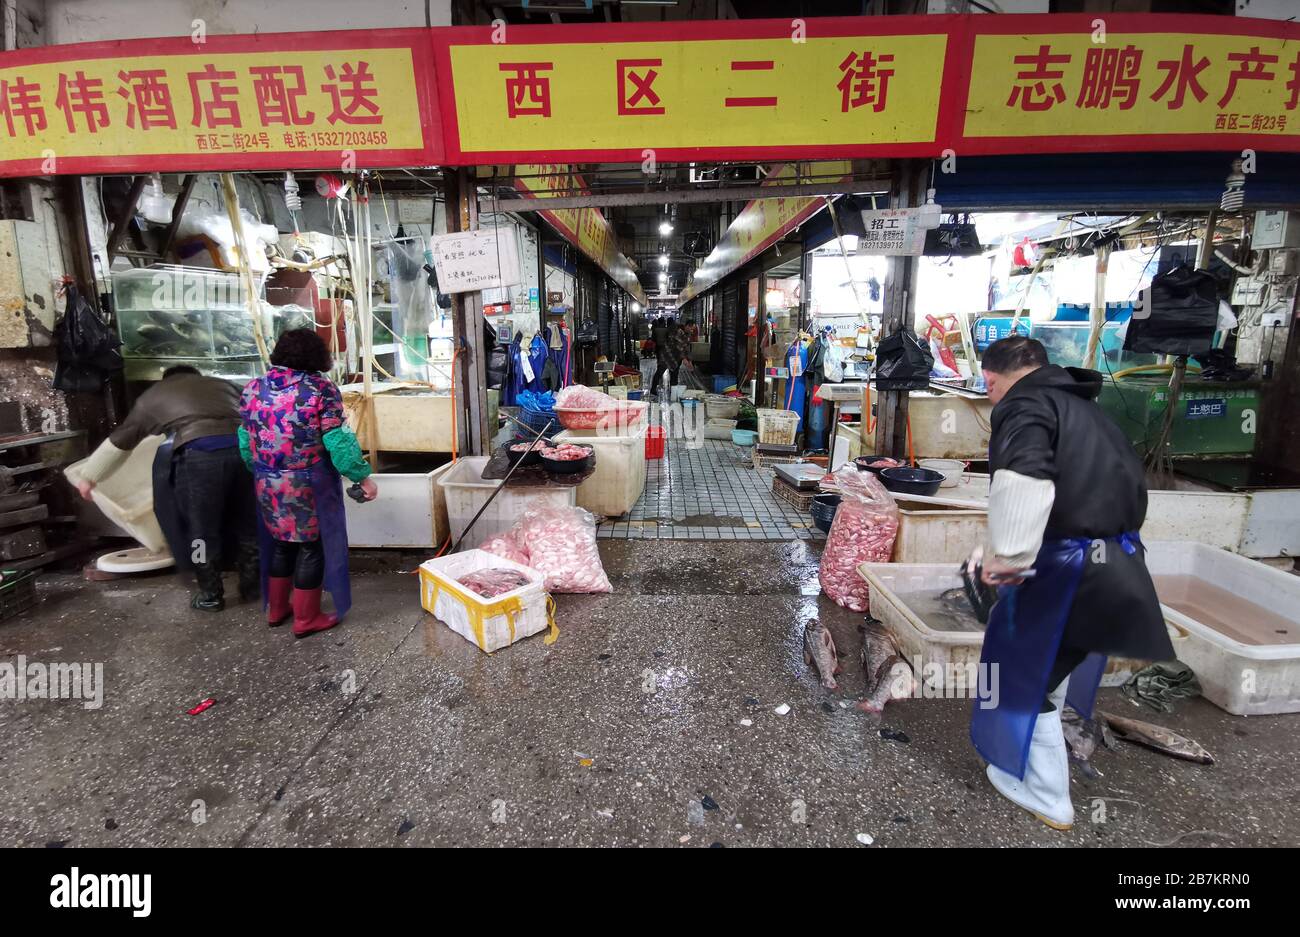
{"left": 858, "top": 207, "right": 927, "bottom": 256}
{"left": 429, "top": 227, "right": 521, "bottom": 294}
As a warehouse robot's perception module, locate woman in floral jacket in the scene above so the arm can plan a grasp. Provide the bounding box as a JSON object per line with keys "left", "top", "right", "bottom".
{"left": 238, "top": 329, "right": 377, "bottom": 638}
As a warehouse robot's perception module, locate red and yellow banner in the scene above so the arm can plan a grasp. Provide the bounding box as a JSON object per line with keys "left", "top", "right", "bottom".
{"left": 678, "top": 161, "right": 852, "bottom": 304}
{"left": 512, "top": 164, "right": 647, "bottom": 306}
{"left": 957, "top": 15, "right": 1300, "bottom": 153}
{"left": 3, "top": 14, "right": 1300, "bottom": 173}
{"left": 0, "top": 30, "right": 440, "bottom": 175}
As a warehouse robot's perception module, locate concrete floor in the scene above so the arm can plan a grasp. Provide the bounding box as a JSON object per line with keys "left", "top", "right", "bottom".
{"left": 1, "top": 539, "right": 1296, "bottom": 848}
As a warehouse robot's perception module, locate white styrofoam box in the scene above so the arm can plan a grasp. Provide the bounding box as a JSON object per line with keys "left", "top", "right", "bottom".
{"left": 1143, "top": 490, "right": 1248, "bottom": 552}
{"left": 64, "top": 434, "right": 169, "bottom": 554}
{"left": 859, "top": 560, "right": 1186, "bottom": 689}
{"left": 418, "top": 550, "right": 552, "bottom": 653}
{"left": 891, "top": 504, "right": 987, "bottom": 565}
{"left": 703, "top": 418, "right": 738, "bottom": 441}
{"left": 1144, "top": 541, "right": 1300, "bottom": 715}
{"left": 704, "top": 394, "right": 741, "bottom": 420}
{"left": 438, "top": 456, "right": 576, "bottom": 551}
{"left": 1240, "top": 489, "right": 1300, "bottom": 559}
{"left": 554, "top": 428, "right": 647, "bottom": 518}
{"left": 344, "top": 461, "right": 454, "bottom": 549}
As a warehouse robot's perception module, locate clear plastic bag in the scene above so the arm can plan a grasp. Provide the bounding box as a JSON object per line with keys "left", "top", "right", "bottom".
{"left": 479, "top": 505, "right": 613, "bottom": 594}
{"left": 819, "top": 464, "right": 899, "bottom": 612}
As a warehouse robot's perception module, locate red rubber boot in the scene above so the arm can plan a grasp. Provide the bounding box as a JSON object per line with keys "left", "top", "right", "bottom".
{"left": 291, "top": 587, "right": 339, "bottom": 639}
{"left": 266, "top": 576, "right": 292, "bottom": 627}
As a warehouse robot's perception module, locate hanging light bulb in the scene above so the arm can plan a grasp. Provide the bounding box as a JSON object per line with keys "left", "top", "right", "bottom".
{"left": 1220, "top": 159, "right": 1246, "bottom": 213}
{"left": 659, "top": 220, "right": 674, "bottom": 236}
{"left": 659, "top": 254, "right": 669, "bottom": 267}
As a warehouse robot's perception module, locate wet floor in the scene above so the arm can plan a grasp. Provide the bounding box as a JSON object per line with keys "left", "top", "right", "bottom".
{"left": 0, "top": 540, "right": 1296, "bottom": 847}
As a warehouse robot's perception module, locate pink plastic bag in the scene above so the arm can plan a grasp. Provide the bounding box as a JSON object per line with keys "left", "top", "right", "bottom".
{"left": 479, "top": 533, "right": 529, "bottom": 566}
{"left": 514, "top": 504, "right": 613, "bottom": 594}
{"left": 819, "top": 464, "right": 899, "bottom": 612}
{"left": 555, "top": 386, "right": 615, "bottom": 410}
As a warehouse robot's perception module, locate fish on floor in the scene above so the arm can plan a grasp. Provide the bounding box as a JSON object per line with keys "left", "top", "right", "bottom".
{"left": 857, "top": 619, "right": 913, "bottom": 714}
{"left": 803, "top": 619, "right": 841, "bottom": 691}
{"left": 1061, "top": 707, "right": 1115, "bottom": 779}
{"left": 1098, "top": 710, "right": 1215, "bottom": 765}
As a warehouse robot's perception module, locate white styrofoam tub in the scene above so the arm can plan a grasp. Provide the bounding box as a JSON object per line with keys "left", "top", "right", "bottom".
{"left": 437, "top": 456, "right": 576, "bottom": 551}
{"left": 418, "top": 550, "right": 552, "bottom": 653}
{"left": 1143, "top": 541, "right": 1300, "bottom": 715}
{"left": 891, "top": 503, "right": 987, "bottom": 565}
{"left": 554, "top": 428, "right": 647, "bottom": 518}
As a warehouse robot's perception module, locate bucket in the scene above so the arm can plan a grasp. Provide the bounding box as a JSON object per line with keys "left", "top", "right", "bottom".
{"left": 917, "top": 458, "right": 965, "bottom": 488}
{"left": 645, "top": 425, "right": 666, "bottom": 460}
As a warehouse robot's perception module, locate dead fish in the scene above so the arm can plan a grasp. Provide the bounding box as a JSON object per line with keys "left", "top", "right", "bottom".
{"left": 857, "top": 620, "right": 913, "bottom": 714}
{"left": 171, "top": 321, "right": 211, "bottom": 343}
{"left": 1099, "top": 711, "right": 1215, "bottom": 765}
{"left": 145, "top": 309, "right": 178, "bottom": 326}
{"left": 1061, "top": 708, "right": 1115, "bottom": 779}
{"left": 135, "top": 323, "right": 171, "bottom": 342}
{"left": 803, "top": 619, "right": 841, "bottom": 691}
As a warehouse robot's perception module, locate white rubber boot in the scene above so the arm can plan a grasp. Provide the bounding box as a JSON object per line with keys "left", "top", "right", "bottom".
{"left": 986, "top": 703, "right": 1075, "bottom": 831}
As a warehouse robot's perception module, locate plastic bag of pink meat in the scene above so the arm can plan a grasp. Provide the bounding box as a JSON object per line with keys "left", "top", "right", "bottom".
{"left": 555, "top": 386, "right": 615, "bottom": 410}
{"left": 818, "top": 464, "right": 899, "bottom": 612}
{"left": 479, "top": 504, "right": 613, "bottom": 593}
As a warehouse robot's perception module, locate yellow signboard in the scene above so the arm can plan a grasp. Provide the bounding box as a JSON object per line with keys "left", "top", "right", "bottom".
{"left": 445, "top": 34, "right": 948, "bottom": 160}
{"left": 0, "top": 32, "right": 435, "bottom": 175}
{"left": 963, "top": 30, "right": 1300, "bottom": 146}
{"left": 514, "top": 164, "right": 646, "bottom": 305}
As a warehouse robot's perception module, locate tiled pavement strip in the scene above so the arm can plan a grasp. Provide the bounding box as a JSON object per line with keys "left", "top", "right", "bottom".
{"left": 595, "top": 398, "right": 826, "bottom": 542}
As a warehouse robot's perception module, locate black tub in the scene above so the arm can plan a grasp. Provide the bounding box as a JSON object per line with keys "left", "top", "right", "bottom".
{"left": 810, "top": 494, "right": 842, "bottom": 533}
{"left": 879, "top": 466, "right": 945, "bottom": 497}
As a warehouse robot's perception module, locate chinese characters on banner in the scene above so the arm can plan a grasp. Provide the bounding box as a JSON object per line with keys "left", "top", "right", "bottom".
{"left": 445, "top": 34, "right": 949, "bottom": 159}
{"left": 961, "top": 29, "right": 1300, "bottom": 147}
{"left": 512, "top": 164, "right": 647, "bottom": 305}
{"left": 858, "top": 208, "right": 927, "bottom": 256}
{"left": 0, "top": 34, "right": 434, "bottom": 174}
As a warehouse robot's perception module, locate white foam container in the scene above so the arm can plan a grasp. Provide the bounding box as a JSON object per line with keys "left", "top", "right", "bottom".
{"left": 64, "top": 434, "right": 171, "bottom": 555}
{"left": 554, "top": 428, "right": 647, "bottom": 518}
{"left": 437, "top": 456, "right": 576, "bottom": 550}
{"left": 1144, "top": 541, "right": 1300, "bottom": 715}
{"left": 704, "top": 394, "right": 741, "bottom": 420}
{"left": 418, "top": 550, "right": 550, "bottom": 653}
{"left": 859, "top": 559, "right": 1188, "bottom": 688}
{"left": 703, "top": 418, "right": 738, "bottom": 440}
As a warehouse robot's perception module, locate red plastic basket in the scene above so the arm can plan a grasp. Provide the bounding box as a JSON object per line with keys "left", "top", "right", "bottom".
{"left": 645, "top": 426, "right": 666, "bottom": 460}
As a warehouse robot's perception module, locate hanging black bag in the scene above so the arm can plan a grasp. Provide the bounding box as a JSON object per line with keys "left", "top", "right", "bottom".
{"left": 873, "top": 329, "right": 934, "bottom": 391}
{"left": 1124, "top": 264, "right": 1219, "bottom": 357}
{"left": 53, "top": 284, "right": 122, "bottom": 393}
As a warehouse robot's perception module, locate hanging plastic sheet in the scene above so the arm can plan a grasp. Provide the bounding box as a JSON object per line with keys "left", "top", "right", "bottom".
{"left": 385, "top": 239, "right": 434, "bottom": 381}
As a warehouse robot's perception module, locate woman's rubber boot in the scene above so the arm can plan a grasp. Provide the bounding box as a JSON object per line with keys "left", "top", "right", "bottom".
{"left": 266, "top": 576, "right": 292, "bottom": 627}
{"left": 985, "top": 707, "right": 1075, "bottom": 830}
{"left": 291, "top": 587, "right": 338, "bottom": 639}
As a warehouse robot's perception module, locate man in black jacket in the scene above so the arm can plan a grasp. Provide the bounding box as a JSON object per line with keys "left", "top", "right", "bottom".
{"left": 967, "top": 337, "right": 1173, "bottom": 830}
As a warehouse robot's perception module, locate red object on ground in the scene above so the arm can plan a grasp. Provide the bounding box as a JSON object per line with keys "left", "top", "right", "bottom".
{"left": 645, "top": 426, "right": 666, "bottom": 460}
{"left": 187, "top": 698, "right": 216, "bottom": 716}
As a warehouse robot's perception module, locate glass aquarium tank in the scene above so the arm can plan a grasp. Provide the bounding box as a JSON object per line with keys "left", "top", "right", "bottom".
{"left": 1031, "top": 321, "right": 1158, "bottom": 372}
{"left": 113, "top": 265, "right": 272, "bottom": 381}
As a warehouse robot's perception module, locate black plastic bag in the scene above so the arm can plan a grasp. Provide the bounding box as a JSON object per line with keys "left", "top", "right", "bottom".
{"left": 873, "top": 330, "right": 934, "bottom": 391}
{"left": 53, "top": 284, "right": 121, "bottom": 393}
{"left": 1124, "top": 265, "right": 1218, "bottom": 357}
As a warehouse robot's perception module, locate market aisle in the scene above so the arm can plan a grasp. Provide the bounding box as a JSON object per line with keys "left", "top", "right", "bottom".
{"left": 2, "top": 542, "right": 1294, "bottom": 847}
{"left": 600, "top": 401, "right": 825, "bottom": 542}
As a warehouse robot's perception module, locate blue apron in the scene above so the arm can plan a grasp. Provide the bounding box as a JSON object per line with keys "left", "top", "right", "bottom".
{"left": 971, "top": 532, "right": 1139, "bottom": 778}
{"left": 255, "top": 461, "right": 352, "bottom": 620}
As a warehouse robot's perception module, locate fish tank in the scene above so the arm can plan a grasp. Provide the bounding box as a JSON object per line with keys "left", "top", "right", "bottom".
{"left": 1031, "top": 321, "right": 1158, "bottom": 372}
{"left": 114, "top": 266, "right": 284, "bottom": 381}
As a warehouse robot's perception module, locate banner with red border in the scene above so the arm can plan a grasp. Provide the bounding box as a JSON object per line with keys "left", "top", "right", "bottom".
{"left": 0, "top": 29, "right": 442, "bottom": 177}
